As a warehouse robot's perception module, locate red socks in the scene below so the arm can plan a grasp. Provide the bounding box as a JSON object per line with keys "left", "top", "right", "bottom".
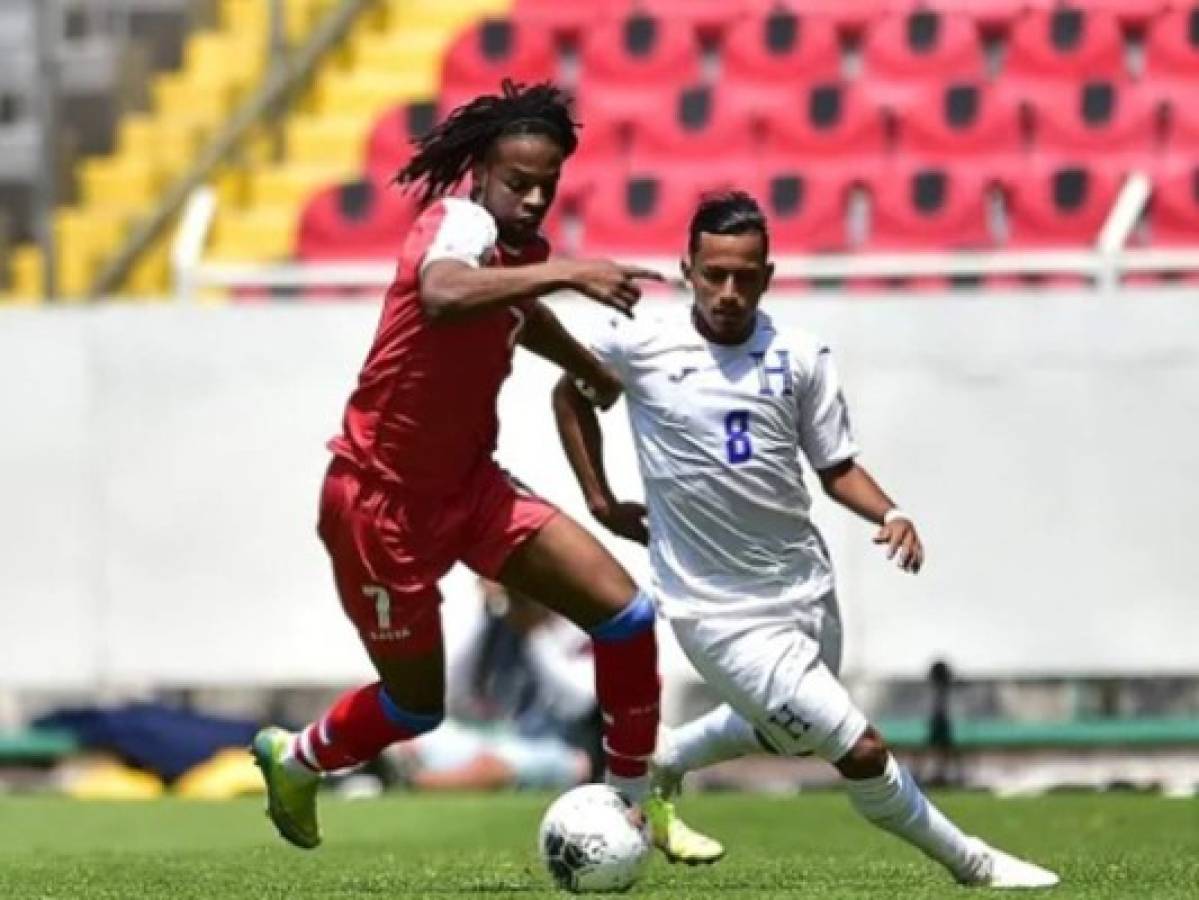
{"left": 590, "top": 592, "right": 661, "bottom": 778}
{"left": 292, "top": 682, "right": 442, "bottom": 773}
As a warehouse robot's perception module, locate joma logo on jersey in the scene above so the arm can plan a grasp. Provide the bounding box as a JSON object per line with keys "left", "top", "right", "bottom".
{"left": 752, "top": 351, "right": 794, "bottom": 396}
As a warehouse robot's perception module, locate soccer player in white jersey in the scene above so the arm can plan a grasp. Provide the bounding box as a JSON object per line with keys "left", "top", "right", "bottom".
{"left": 552, "top": 192, "right": 1059, "bottom": 889}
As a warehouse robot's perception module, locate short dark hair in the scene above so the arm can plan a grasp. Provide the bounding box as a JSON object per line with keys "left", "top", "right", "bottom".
{"left": 397, "top": 79, "right": 579, "bottom": 207}
{"left": 687, "top": 191, "right": 770, "bottom": 257}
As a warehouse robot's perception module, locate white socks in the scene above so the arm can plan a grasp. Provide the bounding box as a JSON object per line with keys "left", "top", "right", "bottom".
{"left": 846, "top": 754, "right": 984, "bottom": 882}
{"left": 662, "top": 704, "right": 766, "bottom": 776}
{"left": 607, "top": 773, "right": 651, "bottom": 804}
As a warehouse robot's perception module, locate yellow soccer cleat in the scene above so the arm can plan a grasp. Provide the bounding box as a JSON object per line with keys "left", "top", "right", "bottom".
{"left": 643, "top": 794, "right": 726, "bottom": 866}
{"left": 250, "top": 726, "right": 322, "bottom": 849}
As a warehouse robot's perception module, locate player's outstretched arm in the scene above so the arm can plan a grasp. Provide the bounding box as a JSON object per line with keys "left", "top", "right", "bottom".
{"left": 818, "top": 459, "right": 924, "bottom": 573}
{"left": 519, "top": 301, "right": 621, "bottom": 409}
{"left": 421, "top": 259, "right": 664, "bottom": 323}
{"left": 552, "top": 375, "right": 648, "bottom": 546}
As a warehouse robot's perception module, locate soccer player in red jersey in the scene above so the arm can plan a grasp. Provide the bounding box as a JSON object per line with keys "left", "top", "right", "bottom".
{"left": 250, "top": 81, "right": 717, "bottom": 862}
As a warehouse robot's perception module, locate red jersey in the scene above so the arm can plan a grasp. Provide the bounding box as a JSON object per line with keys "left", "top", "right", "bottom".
{"left": 329, "top": 197, "right": 549, "bottom": 494}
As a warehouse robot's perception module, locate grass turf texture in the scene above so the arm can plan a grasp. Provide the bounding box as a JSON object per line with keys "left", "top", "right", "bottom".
{"left": 1, "top": 792, "right": 1195, "bottom": 898}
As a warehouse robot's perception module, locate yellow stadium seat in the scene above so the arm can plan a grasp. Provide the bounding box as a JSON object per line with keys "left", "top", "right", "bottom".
{"left": 185, "top": 31, "right": 266, "bottom": 95}
{"left": 79, "top": 158, "right": 162, "bottom": 214}
{"left": 123, "top": 244, "right": 171, "bottom": 297}
{"left": 384, "top": 0, "right": 511, "bottom": 32}
{"left": 248, "top": 162, "right": 354, "bottom": 209}
{"left": 7, "top": 245, "right": 44, "bottom": 303}
{"left": 315, "top": 68, "right": 436, "bottom": 119}
{"left": 154, "top": 74, "right": 237, "bottom": 128}
{"left": 118, "top": 115, "right": 204, "bottom": 182}
{"left": 209, "top": 166, "right": 248, "bottom": 208}
{"left": 55, "top": 208, "right": 129, "bottom": 263}
{"left": 286, "top": 115, "right": 368, "bottom": 168}
{"left": 353, "top": 28, "right": 451, "bottom": 74}
{"left": 207, "top": 208, "right": 297, "bottom": 262}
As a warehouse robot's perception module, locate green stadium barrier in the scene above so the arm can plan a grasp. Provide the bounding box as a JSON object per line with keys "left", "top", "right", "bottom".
{"left": 879, "top": 717, "right": 1199, "bottom": 750}
{"left": 0, "top": 729, "right": 80, "bottom": 762}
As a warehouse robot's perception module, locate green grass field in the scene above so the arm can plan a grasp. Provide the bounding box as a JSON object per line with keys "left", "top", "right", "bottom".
{"left": 1, "top": 792, "right": 1195, "bottom": 898}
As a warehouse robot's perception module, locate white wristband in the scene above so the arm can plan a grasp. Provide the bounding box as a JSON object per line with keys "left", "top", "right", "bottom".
{"left": 883, "top": 508, "right": 911, "bottom": 525}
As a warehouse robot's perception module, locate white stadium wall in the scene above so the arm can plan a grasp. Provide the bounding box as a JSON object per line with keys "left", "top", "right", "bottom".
{"left": 1, "top": 292, "right": 1197, "bottom": 690}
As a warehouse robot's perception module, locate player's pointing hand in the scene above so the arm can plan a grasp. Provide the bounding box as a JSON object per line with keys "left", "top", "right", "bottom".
{"left": 873, "top": 516, "right": 924, "bottom": 574}
{"left": 564, "top": 259, "right": 666, "bottom": 318}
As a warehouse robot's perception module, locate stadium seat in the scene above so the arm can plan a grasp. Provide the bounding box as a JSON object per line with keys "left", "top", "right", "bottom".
{"left": 353, "top": 28, "right": 453, "bottom": 82}
{"left": 558, "top": 106, "right": 626, "bottom": 205}
{"left": 577, "top": 13, "right": 702, "bottom": 124}
{"left": 1146, "top": 161, "right": 1199, "bottom": 247}
{"left": 440, "top": 18, "right": 557, "bottom": 96}
{"left": 751, "top": 0, "right": 897, "bottom": 39}
{"left": 1029, "top": 80, "right": 1159, "bottom": 163}
{"left": 316, "top": 68, "right": 436, "bottom": 120}
{"left": 908, "top": 0, "right": 1023, "bottom": 36}
{"left": 628, "top": 86, "right": 757, "bottom": 175}
{"left": 1005, "top": 161, "right": 1121, "bottom": 248}
{"left": 296, "top": 178, "right": 421, "bottom": 261}
{"left": 635, "top": 0, "right": 751, "bottom": 38}
{"left": 760, "top": 83, "right": 887, "bottom": 174}
{"left": 79, "top": 158, "right": 161, "bottom": 213}
{"left": 750, "top": 160, "right": 849, "bottom": 252}
{"left": 866, "top": 165, "right": 992, "bottom": 250}
{"left": 249, "top": 163, "right": 357, "bottom": 211}
{"left": 578, "top": 173, "right": 696, "bottom": 255}
{"left": 1144, "top": 5, "right": 1199, "bottom": 96}
{"left": 1004, "top": 5, "right": 1127, "bottom": 87}
{"left": 511, "top": 0, "right": 603, "bottom": 40}
{"left": 365, "top": 100, "right": 439, "bottom": 179}
{"left": 893, "top": 81, "right": 1023, "bottom": 179}
{"left": 861, "top": 9, "right": 986, "bottom": 106}
{"left": 722, "top": 9, "right": 842, "bottom": 110}
{"left": 207, "top": 208, "right": 297, "bottom": 262}
{"left": 288, "top": 116, "right": 368, "bottom": 170}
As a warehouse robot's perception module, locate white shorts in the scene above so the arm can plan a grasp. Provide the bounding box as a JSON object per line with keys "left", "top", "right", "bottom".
{"left": 669, "top": 592, "right": 868, "bottom": 763}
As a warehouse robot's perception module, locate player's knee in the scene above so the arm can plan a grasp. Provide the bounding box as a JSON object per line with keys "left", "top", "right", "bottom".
{"left": 834, "top": 727, "right": 889, "bottom": 780}
{"left": 378, "top": 684, "right": 445, "bottom": 736}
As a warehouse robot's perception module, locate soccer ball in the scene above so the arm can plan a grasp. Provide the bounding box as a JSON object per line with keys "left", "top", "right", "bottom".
{"left": 538, "top": 784, "right": 653, "bottom": 893}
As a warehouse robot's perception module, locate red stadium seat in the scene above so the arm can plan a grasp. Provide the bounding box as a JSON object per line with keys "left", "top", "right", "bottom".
{"left": 1145, "top": 5, "right": 1199, "bottom": 95}
{"left": 861, "top": 9, "right": 986, "bottom": 106}
{"left": 866, "top": 165, "right": 992, "bottom": 250}
{"left": 557, "top": 106, "right": 626, "bottom": 205}
{"left": 1146, "top": 161, "right": 1199, "bottom": 247}
{"left": 511, "top": 0, "right": 603, "bottom": 40}
{"left": 577, "top": 13, "right": 702, "bottom": 123}
{"left": 722, "top": 8, "right": 842, "bottom": 103}
{"left": 747, "top": 0, "right": 897, "bottom": 39}
{"left": 578, "top": 172, "right": 696, "bottom": 255}
{"left": 760, "top": 82, "right": 887, "bottom": 174}
{"left": 1004, "top": 5, "right": 1127, "bottom": 86}
{"left": 910, "top": 0, "right": 1024, "bottom": 36}
{"left": 628, "top": 86, "right": 757, "bottom": 174}
{"left": 1005, "top": 161, "right": 1121, "bottom": 248}
{"left": 636, "top": 0, "right": 751, "bottom": 38}
{"left": 296, "top": 178, "right": 421, "bottom": 261}
{"left": 440, "top": 18, "right": 557, "bottom": 96}
{"left": 1029, "top": 80, "right": 1159, "bottom": 163}
{"left": 365, "top": 100, "right": 439, "bottom": 180}
{"left": 893, "top": 81, "right": 1023, "bottom": 175}
{"left": 750, "top": 161, "right": 849, "bottom": 252}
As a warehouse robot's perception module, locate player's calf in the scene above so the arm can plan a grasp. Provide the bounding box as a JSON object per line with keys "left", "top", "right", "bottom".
{"left": 590, "top": 591, "right": 660, "bottom": 803}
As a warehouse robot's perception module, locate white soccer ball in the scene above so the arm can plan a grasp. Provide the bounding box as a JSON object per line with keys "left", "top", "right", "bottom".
{"left": 538, "top": 784, "right": 653, "bottom": 893}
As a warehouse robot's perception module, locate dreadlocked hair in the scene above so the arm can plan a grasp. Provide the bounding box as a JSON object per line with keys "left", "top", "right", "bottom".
{"left": 397, "top": 78, "right": 579, "bottom": 207}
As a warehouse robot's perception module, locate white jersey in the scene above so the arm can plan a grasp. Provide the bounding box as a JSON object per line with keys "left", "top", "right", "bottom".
{"left": 589, "top": 308, "right": 859, "bottom": 620}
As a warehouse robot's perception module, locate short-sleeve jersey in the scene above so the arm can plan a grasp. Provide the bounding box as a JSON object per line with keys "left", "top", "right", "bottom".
{"left": 329, "top": 197, "right": 549, "bottom": 494}
{"left": 590, "top": 308, "right": 859, "bottom": 618}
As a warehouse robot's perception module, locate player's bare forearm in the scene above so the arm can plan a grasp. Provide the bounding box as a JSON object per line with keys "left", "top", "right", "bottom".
{"left": 421, "top": 258, "right": 662, "bottom": 323}
{"left": 420, "top": 259, "right": 573, "bottom": 322}
{"left": 520, "top": 301, "right": 620, "bottom": 405}
{"left": 553, "top": 376, "right": 618, "bottom": 513}
{"left": 552, "top": 376, "right": 649, "bottom": 545}
{"left": 819, "top": 459, "right": 924, "bottom": 573}
{"left": 817, "top": 459, "right": 896, "bottom": 525}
